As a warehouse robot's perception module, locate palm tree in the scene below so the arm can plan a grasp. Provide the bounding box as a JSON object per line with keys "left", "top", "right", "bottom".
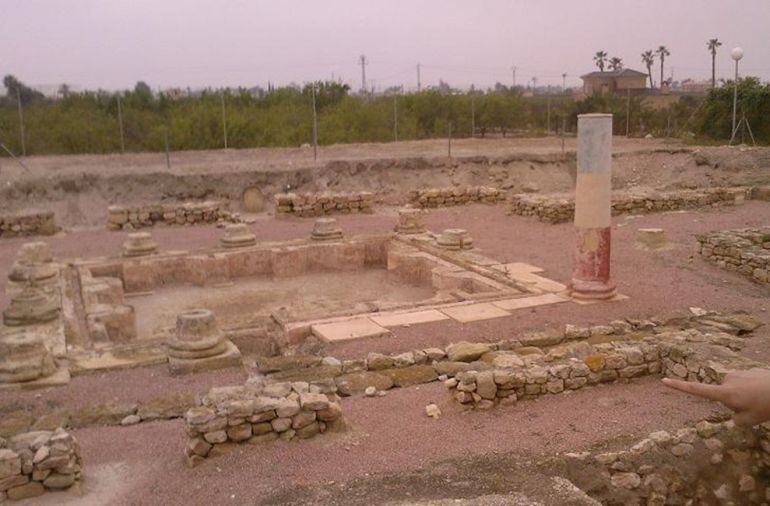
{"left": 608, "top": 57, "right": 623, "bottom": 71}
{"left": 641, "top": 50, "right": 655, "bottom": 88}
{"left": 593, "top": 51, "right": 608, "bottom": 72}
{"left": 707, "top": 38, "right": 722, "bottom": 89}
{"left": 656, "top": 46, "right": 670, "bottom": 88}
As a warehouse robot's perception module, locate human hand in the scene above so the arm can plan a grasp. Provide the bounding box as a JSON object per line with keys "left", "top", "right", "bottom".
{"left": 662, "top": 368, "right": 770, "bottom": 426}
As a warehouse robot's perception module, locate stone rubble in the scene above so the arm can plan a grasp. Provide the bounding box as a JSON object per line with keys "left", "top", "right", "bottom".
{"left": 561, "top": 418, "right": 770, "bottom": 505}
{"left": 183, "top": 382, "right": 344, "bottom": 466}
{"left": 0, "top": 428, "right": 82, "bottom": 502}
{"left": 407, "top": 186, "right": 506, "bottom": 208}
{"left": 274, "top": 191, "right": 374, "bottom": 217}
{"left": 0, "top": 210, "right": 58, "bottom": 239}
{"left": 107, "top": 201, "right": 237, "bottom": 230}
{"left": 508, "top": 187, "right": 749, "bottom": 224}
{"left": 697, "top": 227, "right": 770, "bottom": 285}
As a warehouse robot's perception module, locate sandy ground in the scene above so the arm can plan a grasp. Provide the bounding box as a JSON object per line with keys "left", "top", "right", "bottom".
{"left": 0, "top": 199, "right": 769, "bottom": 504}
{"left": 1, "top": 137, "right": 680, "bottom": 179}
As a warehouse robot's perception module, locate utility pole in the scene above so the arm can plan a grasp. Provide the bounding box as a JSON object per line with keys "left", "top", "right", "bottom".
{"left": 393, "top": 94, "right": 398, "bottom": 142}
{"left": 359, "top": 54, "right": 368, "bottom": 94}
{"left": 511, "top": 66, "right": 517, "bottom": 88}
{"left": 447, "top": 123, "right": 452, "bottom": 158}
{"left": 625, "top": 88, "right": 631, "bottom": 137}
{"left": 417, "top": 63, "right": 421, "bottom": 92}
{"left": 117, "top": 95, "right": 126, "bottom": 154}
{"left": 562, "top": 73, "right": 567, "bottom": 91}
{"left": 546, "top": 91, "right": 551, "bottom": 134}
{"left": 471, "top": 95, "right": 475, "bottom": 138}
{"left": 311, "top": 82, "right": 318, "bottom": 161}
{"left": 16, "top": 88, "right": 26, "bottom": 157}
{"left": 164, "top": 127, "right": 171, "bottom": 170}
{"left": 221, "top": 90, "right": 228, "bottom": 149}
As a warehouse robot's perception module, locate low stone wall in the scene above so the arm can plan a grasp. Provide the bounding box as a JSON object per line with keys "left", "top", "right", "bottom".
{"left": 274, "top": 192, "right": 374, "bottom": 217}
{"left": 697, "top": 227, "right": 770, "bottom": 285}
{"left": 0, "top": 428, "right": 82, "bottom": 501}
{"left": 107, "top": 201, "right": 237, "bottom": 230}
{"left": 259, "top": 310, "right": 761, "bottom": 398}
{"left": 407, "top": 186, "right": 506, "bottom": 208}
{"left": 561, "top": 419, "right": 770, "bottom": 505}
{"left": 508, "top": 187, "right": 748, "bottom": 224}
{"left": 0, "top": 210, "right": 58, "bottom": 239}
{"left": 183, "top": 382, "right": 344, "bottom": 466}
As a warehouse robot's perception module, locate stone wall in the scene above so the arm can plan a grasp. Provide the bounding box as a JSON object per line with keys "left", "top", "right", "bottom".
{"left": 0, "top": 428, "right": 81, "bottom": 501}
{"left": 107, "top": 201, "right": 237, "bottom": 230}
{"left": 183, "top": 382, "right": 344, "bottom": 466}
{"left": 561, "top": 419, "right": 770, "bottom": 505}
{"left": 274, "top": 192, "right": 374, "bottom": 217}
{"left": 697, "top": 227, "right": 770, "bottom": 285}
{"left": 0, "top": 210, "right": 58, "bottom": 239}
{"left": 508, "top": 187, "right": 748, "bottom": 224}
{"left": 260, "top": 310, "right": 761, "bottom": 398}
{"left": 444, "top": 312, "right": 762, "bottom": 410}
{"left": 407, "top": 186, "right": 506, "bottom": 208}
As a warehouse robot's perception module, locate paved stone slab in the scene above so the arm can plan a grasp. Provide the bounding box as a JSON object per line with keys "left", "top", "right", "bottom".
{"left": 492, "top": 262, "right": 566, "bottom": 292}
{"left": 570, "top": 293, "right": 629, "bottom": 306}
{"left": 371, "top": 309, "right": 450, "bottom": 327}
{"left": 491, "top": 293, "right": 570, "bottom": 311}
{"left": 311, "top": 318, "right": 390, "bottom": 342}
{"left": 440, "top": 303, "right": 511, "bottom": 323}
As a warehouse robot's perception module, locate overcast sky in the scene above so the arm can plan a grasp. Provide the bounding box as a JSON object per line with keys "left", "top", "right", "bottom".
{"left": 2, "top": 0, "right": 769, "bottom": 92}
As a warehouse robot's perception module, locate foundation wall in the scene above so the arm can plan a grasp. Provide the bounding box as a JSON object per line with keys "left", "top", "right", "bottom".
{"left": 0, "top": 210, "right": 58, "bottom": 239}
{"left": 107, "top": 201, "right": 236, "bottom": 230}
{"left": 508, "top": 187, "right": 749, "bottom": 224}
{"left": 561, "top": 419, "right": 770, "bottom": 505}
{"left": 274, "top": 191, "right": 374, "bottom": 217}
{"left": 183, "top": 382, "right": 344, "bottom": 466}
{"left": 407, "top": 186, "right": 506, "bottom": 208}
{"left": 697, "top": 227, "right": 770, "bottom": 285}
{"left": 0, "top": 428, "right": 82, "bottom": 501}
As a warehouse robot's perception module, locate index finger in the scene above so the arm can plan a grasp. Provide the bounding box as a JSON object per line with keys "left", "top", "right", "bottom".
{"left": 661, "top": 377, "right": 728, "bottom": 402}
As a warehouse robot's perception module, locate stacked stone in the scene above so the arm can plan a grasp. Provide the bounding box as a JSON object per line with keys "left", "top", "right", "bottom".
{"left": 697, "top": 227, "right": 770, "bottom": 285}
{"left": 167, "top": 309, "right": 242, "bottom": 375}
{"left": 445, "top": 320, "right": 761, "bottom": 410}
{"left": 394, "top": 208, "right": 426, "bottom": 235}
{"left": 0, "top": 428, "right": 82, "bottom": 501}
{"left": 0, "top": 329, "right": 58, "bottom": 384}
{"left": 107, "top": 201, "right": 237, "bottom": 230}
{"left": 219, "top": 224, "right": 257, "bottom": 248}
{"left": 508, "top": 187, "right": 749, "bottom": 224}
{"left": 273, "top": 191, "right": 374, "bottom": 217}
{"left": 563, "top": 419, "right": 770, "bottom": 505}
{"left": 436, "top": 229, "right": 473, "bottom": 250}
{"left": 7, "top": 242, "right": 58, "bottom": 293}
{"left": 310, "top": 218, "right": 343, "bottom": 241}
{"left": 407, "top": 186, "right": 505, "bottom": 208}
{"left": 122, "top": 232, "right": 158, "bottom": 257}
{"left": 257, "top": 310, "right": 762, "bottom": 398}
{"left": 0, "top": 210, "right": 58, "bottom": 238}
{"left": 183, "top": 383, "right": 344, "bottom": 467}
{"left": 2, "top": 284, "right": 59, "bottom": 327}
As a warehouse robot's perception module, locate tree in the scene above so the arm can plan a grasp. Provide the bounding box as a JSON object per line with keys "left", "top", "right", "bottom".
{"left": 707, "top": 38, "right": 722, "bottom": 89}
{"left": 609, "top": 57, "right": 623, "bottom": 71}
{"left": 656, "top": 46, "right": 670, "bottom": 88}
{"left": 593, "top": 51, "right": 608, "bottom": 72}
{"left": 641, "top": 51, "right": 656, "bottom": 88}
{"left": 3, "top": 75, "right": 45, "bottom": 104}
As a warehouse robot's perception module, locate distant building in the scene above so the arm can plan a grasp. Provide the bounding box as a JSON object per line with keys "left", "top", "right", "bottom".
{"left": 680, "top": 79, "right": 711, "bottom": 94}
{"left": 580, "top": 69, "right": 648, "bottom": 96}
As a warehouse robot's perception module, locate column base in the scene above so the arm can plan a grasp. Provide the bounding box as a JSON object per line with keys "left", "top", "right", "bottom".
{"left": 569, "top": 279, "right": 617, "bottom": 301}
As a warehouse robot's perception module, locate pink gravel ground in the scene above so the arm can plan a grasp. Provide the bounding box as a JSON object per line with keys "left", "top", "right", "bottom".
{"left": 0, "top": 200, "right": 768, "bottom": 504}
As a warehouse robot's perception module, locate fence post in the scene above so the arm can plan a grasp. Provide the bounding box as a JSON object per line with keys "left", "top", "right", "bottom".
{"left": 16, "top": 88, "right": 26, "bottom": 157}
{"left": 117, "top": 95, "right": 126, "bottom": 153}
{"left": 221, "top": 91, "right": 228, "bottom": 149}
{"left": 311, "top": 83, "right": 318, "bottom": 161}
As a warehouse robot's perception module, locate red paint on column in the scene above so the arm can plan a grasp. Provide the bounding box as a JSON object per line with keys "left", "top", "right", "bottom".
{"left": 570, "top": 226, "right": 616, "bottom": 300}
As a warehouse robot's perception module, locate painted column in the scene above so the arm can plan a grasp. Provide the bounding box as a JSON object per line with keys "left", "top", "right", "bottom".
{"left": 570, "top": 113, "right": 616, "bottom": 300}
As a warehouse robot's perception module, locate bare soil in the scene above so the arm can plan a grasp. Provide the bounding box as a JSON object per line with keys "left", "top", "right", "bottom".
{"left": 0, "top": 138, "right": 769, "bottom": 505}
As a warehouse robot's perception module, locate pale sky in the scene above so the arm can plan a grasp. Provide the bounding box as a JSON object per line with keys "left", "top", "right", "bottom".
{"left": 2, "top": 0, "right": 769, "bottom": 92}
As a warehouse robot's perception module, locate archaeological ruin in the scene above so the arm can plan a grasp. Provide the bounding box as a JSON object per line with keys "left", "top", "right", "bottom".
{"left": 0, "top": 128, "right": 768, "bottom": 504}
